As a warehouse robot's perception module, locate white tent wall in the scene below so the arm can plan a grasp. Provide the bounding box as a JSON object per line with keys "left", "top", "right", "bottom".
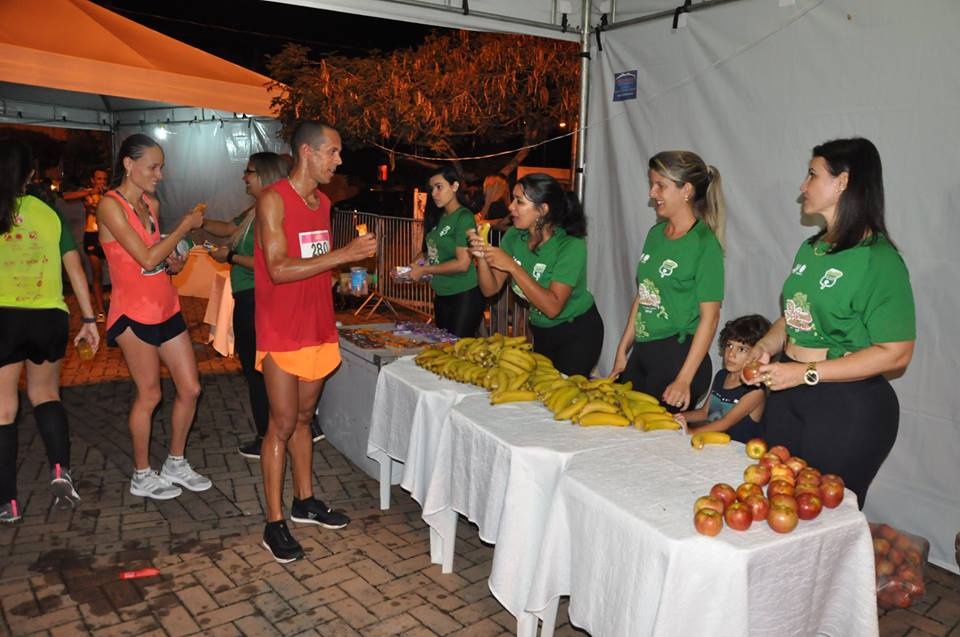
{"left": 583, "top": 0, "right": 959, "bottom": 572}
{"left": 115, "top": 114, "right": 285, "bottom": 229}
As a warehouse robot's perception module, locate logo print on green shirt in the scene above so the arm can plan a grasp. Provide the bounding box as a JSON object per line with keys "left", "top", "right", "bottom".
{"left": 785, "top": 292, "right": 814, "bottom": 333}
{"left": 819, "top": 268, "right": 843, "bottom": 290}
{"left": 658, "top": 259, "right": 678, "bottom": 278}
{"left": 532, "top": 263, "right": 546, "bottom": 280}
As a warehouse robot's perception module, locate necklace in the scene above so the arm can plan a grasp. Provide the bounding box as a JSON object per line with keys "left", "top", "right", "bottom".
{"left": 287, "top": 178, "right": 315, "bottom": 209}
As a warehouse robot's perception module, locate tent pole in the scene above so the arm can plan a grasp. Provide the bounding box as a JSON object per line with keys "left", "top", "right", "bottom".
{"left": 574, "top": 0, "right": 591, "bottom": 198}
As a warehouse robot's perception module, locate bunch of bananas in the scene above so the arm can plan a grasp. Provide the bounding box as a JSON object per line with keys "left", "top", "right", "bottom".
{"left": 538, "top": 377, "right": 679, "bottom": 429}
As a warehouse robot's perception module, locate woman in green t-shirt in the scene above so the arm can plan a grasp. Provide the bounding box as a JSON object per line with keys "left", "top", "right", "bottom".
{"left": 746, "top": 138, "right": 915, "bottom": 508}
{"left": 0, "top": 139, "right": 100, "bottom": 523}
{"left": 611, "top": 151, "right": 726, "bottom": 413}
{"left": 408, "top": 166, "right": 483, "bottom": 337}
{"left": 203, "top": 152, "right": 290, "bottom": 459}
{"left": 468, "top": 173, "right": 603, "bottom": 376}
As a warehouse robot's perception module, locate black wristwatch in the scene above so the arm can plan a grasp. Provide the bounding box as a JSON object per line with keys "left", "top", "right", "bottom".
{"left": 803, "top": 362, "right": 820, "bottom": 386}
{"left": 226, "top": 249, "right": 236, "bottom": 265}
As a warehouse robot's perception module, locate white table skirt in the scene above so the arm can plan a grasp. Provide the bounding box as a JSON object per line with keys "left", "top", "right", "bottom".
{"left": 526, "top": 437, "right": 879, "bottom": 637}
{"left": 421, "top": 393, "right": 681, "bottom": 628}
{"left": 203, "top": 270, "right": 234, "bottom": 357}
{"left": 367, "top": 357, "right": 486, "bottom": 507}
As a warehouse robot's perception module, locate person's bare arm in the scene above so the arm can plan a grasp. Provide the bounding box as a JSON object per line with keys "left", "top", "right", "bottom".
{"left": 61, "top": 250, "right": 100, "bottom": 351}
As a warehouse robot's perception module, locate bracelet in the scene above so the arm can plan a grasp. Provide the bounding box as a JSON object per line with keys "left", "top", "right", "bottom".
{"left": 226, "top": 249, "right": 236, "bottom": 265}
{"left": 81, "top": 316, "right": 96, "bottom": 324}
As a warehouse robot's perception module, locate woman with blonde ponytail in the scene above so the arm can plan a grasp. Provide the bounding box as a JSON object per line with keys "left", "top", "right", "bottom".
{"left": 203, "top": 152, "right": 290, "bottom": 458}
{"left": 610, "top": 150, "right": 726, "bottom": 413}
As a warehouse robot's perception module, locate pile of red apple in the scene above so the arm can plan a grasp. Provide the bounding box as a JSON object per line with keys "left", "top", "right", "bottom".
{"left": 870, "top": 522, "right": 927, "bottom": 609}
{"left": 693, "top": 438, "right": 845, "bottom": 536}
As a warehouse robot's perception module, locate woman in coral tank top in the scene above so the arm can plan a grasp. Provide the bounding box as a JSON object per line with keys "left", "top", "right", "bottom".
{"left": 97, "top": 134, "right": 211, "bottom": 501}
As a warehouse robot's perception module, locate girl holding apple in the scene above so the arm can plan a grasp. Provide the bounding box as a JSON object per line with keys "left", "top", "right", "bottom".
{"left": 610, "top": 150, "right": 726, "bottom": 413}
{"left": 745, "top": 137, "right": 915, "bottom": 509}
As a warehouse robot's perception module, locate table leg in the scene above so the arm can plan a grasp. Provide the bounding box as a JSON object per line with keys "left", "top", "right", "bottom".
{"left": 367, "top": 449, "right": 393, "bottom": 510}
{"left": 517, "top": 612, "right": 539, "bottom": 637}
{"left": 428, "top": 514, "right": 458, "bottom": 574}
{"left": 539, "top": 597, "right": 560, "bottom": 637}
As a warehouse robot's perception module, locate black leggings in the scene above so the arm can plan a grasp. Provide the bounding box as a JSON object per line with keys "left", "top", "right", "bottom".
{"left": 232, "top": 289, "right": 269, "bottom": 438}
{"left": 762, "top": 360, "right": 899, "bottom": 509}
{"left": 530, "top": 305, "right": 604, "bottom": 377}
{"left": 620, "top": 335, "right": 712, "bottom": 412}
{"left": 433, "top": 287, "right": 485, "bottom": 338}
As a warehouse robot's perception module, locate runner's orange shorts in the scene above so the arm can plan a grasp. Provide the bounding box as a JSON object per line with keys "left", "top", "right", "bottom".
{"left": 256, "top": 343, "right": 341, "bottom": 382}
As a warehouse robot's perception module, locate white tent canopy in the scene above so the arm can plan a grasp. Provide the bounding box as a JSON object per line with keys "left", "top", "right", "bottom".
{"left": 283, "top": 0, "right": 960, "bottom": 574}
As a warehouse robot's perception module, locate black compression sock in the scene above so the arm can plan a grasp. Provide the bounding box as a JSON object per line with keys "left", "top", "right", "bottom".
{"left": 33, "top": 401, "right": 70, "bottom": 469}
{"left": 0, "top": 422, "right": 18, "bottom": 503}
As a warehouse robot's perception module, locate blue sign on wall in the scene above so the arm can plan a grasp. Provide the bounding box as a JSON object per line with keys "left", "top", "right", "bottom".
{"left": 613, "top": 70, "right": 637, "bottom": 102}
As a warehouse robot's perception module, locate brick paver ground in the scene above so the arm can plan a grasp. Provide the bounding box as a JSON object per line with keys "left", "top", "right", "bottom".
{"left": 1, "top": 297, "right": 957, "bottom": 636}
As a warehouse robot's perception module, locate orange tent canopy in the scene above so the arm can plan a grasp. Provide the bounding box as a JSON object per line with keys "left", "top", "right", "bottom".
{"left": 0, "top": 0, "right": 275, "bottom": 116}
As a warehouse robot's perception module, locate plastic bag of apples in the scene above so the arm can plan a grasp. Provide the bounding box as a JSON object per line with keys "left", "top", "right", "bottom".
{"left": 869, "top": 522, "right": 928, "bottom": 609}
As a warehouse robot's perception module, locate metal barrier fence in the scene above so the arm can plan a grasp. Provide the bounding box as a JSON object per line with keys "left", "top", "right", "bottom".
{"left": 331, "top": 209, "right": 529, "bottom": 338}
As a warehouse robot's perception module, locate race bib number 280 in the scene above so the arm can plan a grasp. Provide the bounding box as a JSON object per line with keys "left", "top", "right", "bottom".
{"left": 299, "top": 230, "right": 330, "bottom": 259}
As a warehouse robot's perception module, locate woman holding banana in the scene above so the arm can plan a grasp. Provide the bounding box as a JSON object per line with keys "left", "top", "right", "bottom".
{"left": 407, "top": 166, "right": 484, "bottom": 338}
{"left": 468, "top": 173, "right": 603, "bottom": 377}
{"left": 610, "top": 150, "right": 725, "bottom": 413}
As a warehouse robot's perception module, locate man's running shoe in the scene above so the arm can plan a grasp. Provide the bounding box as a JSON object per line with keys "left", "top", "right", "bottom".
{"left": 237, "top": 437, "right": 262, "bottom": 460}
{"left": 290, "top": 497, "right": 349, "bottom": 529}
{"left": 262, "top": 520, "right": 304, "bottom": 563}
{"left": 50, "top": 463, "right": 80, "bottom": 508}
{"left": 130, "top": 469, "right": 182, "bottom": 500}
{"left": 0, "top": 500, "right": 21, "bottom": 524}
{"left": 160, "top": 457, "right": 212, "bottom": 492}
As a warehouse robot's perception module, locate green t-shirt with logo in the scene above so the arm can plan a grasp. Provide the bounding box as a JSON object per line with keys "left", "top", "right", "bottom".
{"left": 0, "top": 195, "right": 75, "bottom": 311}
{"left": 230, "top": 211, "right": 255, "bottom": 294}
{"left": 425, "top": 206, "right": 478, "bottom": 296}
{"left": 500, "top": 226, "right": 595, "bottom": 328}
{"left": 633, "top": 220, "right": 723, "bottom": 342}
{"left": 781, "top": 234, "right": 915, "bottom": 359}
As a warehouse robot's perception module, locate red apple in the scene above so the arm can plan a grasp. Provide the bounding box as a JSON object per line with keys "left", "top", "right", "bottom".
{"left": 794, "top": 482, "right": 821, "bottom": 499}
{"left": 878, "top": 523, "right": 898, "bottom": 542}
{"left": 820, "top": 474, "right": 845, "bottom": 487}
{"left": 887, "top": 548, "right": 904, "bottom": 566}
{"left": 744, "top": 437, "right": 767, "bottom": 459}
{"left": 785, "top": 456, "right": 808, "bottom": 475}
{"left": 736, "top": 482, "right": 763, "bottom": 502}
{"left": 742, "top": 360, "right": 762, "bottom": 383}
{"left": 770, "top": 464, "right": 796, "bottom": 485}
{"left": 743, "top": 494, "right": 769, "bottom": 521}
{"left": 767, "top": 479, "right": 795, "bottom": 498}
{"left": 894, "top": 533, "right": 914, "bottom": 552}
{"left": 768, "top": 445, "right": 791, "bottom": 463}
{"left": 709, "top": 483, "right": 737, "bottom": 510}
{"left": 724, "top": 501, "right": 753, "bottom": 531}
{"left": 795, "top": 492, "right": 822, "bottom": 520}
{"left": 767, "top": 504, "right": 799, "bottom": 533}
{"left": 693, "top": 495, "right": 725, "bottom": 515}
{"left": 694, "top": 508, "right": 723, "bottom": 536}
{"left": 819, "top": 480, "right": 845, "bottom": 508}
{"left": 873, "top": 537, "right": 891, "bottom": 556}
{"left": 769, "top": 493, "right": 798, "bottom": 512}
{"left": 759, "top": 452, "right": 783, "bottom": 470}
{"left": 904, "top": 549, "right": 922, "bottom": 566}
{"left": 797, "top": 468, "right": 821, "bottom": 484}
{"left": 743, "top": 463, "right": 772, "bottom": 487}
{"left": 876, "top": 559, "right": 895, "bottom": 577}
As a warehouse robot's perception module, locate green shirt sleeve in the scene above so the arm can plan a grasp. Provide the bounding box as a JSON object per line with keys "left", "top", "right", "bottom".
{"left": 550, "top": 235, "right": 586, "bottom": 287}
{"left": 453, "top": 207, "right": 476, "bottom": 248}
{"left": 695, "top": 232, "right": 724, "bottom": 302}
{"left": 856, "top": 245, "right": 916, "bottom": 343}
{"left": 53, "top": 205, "right": 77, "bottom": 256}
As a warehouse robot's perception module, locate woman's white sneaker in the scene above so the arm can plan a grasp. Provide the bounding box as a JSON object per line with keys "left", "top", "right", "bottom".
{"left": 130, "top": 469, "right": 182, "bottom": 500}
{"left": 160, "top": 457, "right": 212, "bottom": 492}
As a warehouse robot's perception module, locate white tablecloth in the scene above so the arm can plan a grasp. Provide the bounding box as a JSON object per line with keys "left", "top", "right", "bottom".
{"left": 203, "top": 270, "right": 234, "bottom": 357}
{"left": 367, "top": 357, "right": 486, "bottom": 507}
{"left": 421, "top": 393, "right": 678, "bottom": 627}
{"left": 526, "top": 437, "right": 879, "bottom": 637}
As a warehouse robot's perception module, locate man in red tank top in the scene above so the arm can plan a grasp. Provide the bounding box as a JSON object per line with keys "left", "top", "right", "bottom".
{"left": 254, "top": 121, "right": 378, "bottom": 563}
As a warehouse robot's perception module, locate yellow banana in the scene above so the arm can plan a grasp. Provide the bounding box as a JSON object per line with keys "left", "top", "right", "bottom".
{"left": 690, "top": 432, "right": 732, "bottom": 449}
{"left": 555, "top": 395, "right": 589, "bottom": 421}
{"left": 625, "top": 390, "right": 660, "bottom": 405}
{"left": 630, "top": 401, "right": 667, "bottom": 415}
{"left": 490, "top": 390, "right": 538, "bottom": 405}
{"left": 454, "top": 337, "right": 477, "bottom": 356}
{"left": 643, "top": 419, "right": 682, "bottom": 432}
{"left": 497, "top": 359, "right": 529, "bottom": 377}
{"left": 578, "top": 400, "right": 621, "bottom": 416}
{"left": 579, "top": 412, "right": 632, "bottom": 427}
{"left": 566, "top": 374, "right": 588, "bottom": 386}
{"left": 546, "top": 385, "right": 580, "bottom": 413}
{"left": 507, "top": 371, "right": 531, "bottom": 392}
{"left": 500, "top": 348, "right": 537, "bottom": 372}
{"left": 617, "top": 397, "right": 635, "bottom": 422}
{"left": 478, "top": 222, "right": 491, "bottom": 244}
{"left": 531, "top": 352, "right": 554, "bottom": 368}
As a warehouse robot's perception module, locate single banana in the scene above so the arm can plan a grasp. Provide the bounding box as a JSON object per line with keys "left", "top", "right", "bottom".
{"left": 490, "top": 390, "right": 538, "bottom": 405}
{"left": 478, "top": 222, "right": 491, "bottom": 244}
{"left": 546, "top": 386, "right": 580, "bottom": 413}
{"left": 507, "top": 371, "right": 531, "bottom": 392}
{"left": 579, "top": 412, "right": 632, "bottom": 427}
{"left": 630, "top": 401, "right": 667, "bottom": 415}
{"left": 578, "top": 400, "right": 621, "bottom": 416}
{"left": 690, "top": 431, "right": 732, "bottom": 449}
{"left": 624, "top": 390, "right": 660, "bottom": 405}
{"left": 555, "top": 395, "right": 589, "bottom": 421}
{"left": 643, "top": 419, "right": 682, "bottom": 432}
{"left": 500, "top": 348, "right": 537, "bottom": 372}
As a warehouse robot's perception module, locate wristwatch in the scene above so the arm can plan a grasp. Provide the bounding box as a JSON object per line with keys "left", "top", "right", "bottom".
{"left": 803, "top": 362, "right": 820, "bottom": 386}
